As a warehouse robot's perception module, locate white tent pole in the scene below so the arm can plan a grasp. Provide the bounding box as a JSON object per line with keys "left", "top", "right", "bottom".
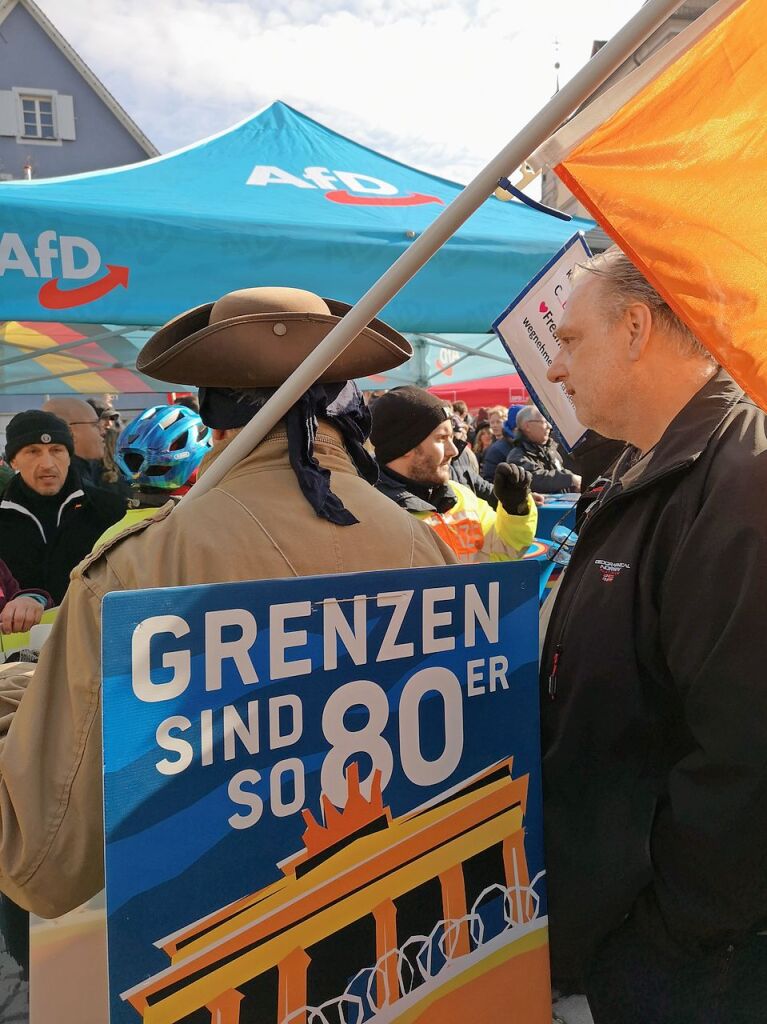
{"left": 181, "top": 0, "right": 686, "bottom": 505}
{"left": 418, "top": 334, "right": 511, "bottom": 367}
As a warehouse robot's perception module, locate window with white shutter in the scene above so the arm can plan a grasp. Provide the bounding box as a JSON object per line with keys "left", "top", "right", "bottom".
{"left": 0, "top": 91, "right": 17, "bottom": 136}
{"left": 5, "top": 88, "right": 74, "bottom": 144}
{"left": 56, "top": 94, "right": 76, "bottom": 140}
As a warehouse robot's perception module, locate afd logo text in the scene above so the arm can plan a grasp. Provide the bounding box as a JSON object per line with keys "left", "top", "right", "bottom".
{"left": 0, "top": 231, "right": 129, "bottom": 309}
{"left": 246, "top": 165, "right": 443, "bottom": 207}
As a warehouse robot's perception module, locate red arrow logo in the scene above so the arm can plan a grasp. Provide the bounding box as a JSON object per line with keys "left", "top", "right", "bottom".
{"left": 324, "top": 190, "right": 443, "bottom": 207}
{"left": 38, "top": 265, "right": 129, "bottom": 310}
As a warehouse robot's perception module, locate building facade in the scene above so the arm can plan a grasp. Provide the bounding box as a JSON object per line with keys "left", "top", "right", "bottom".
{"left": 0, "top": 0, "right": 156, "bottom": 181}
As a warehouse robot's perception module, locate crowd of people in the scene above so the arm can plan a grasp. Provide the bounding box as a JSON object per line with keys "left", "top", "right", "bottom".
{"left": 0, "top": 395, "right": 213, "bottom": 634}
{"left": 0, "top": 248, "right": 764, "bottom": 1024}
{"left": 0, "top": 374, "right": 591, "bottom": 630}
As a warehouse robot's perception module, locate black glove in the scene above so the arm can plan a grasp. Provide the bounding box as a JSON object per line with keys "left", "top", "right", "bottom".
{"left": 493, "top": 463, "right": 532, "bottom": 516}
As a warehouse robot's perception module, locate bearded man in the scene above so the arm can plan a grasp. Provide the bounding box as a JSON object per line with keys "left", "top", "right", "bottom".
{"left": 371, "top": 385, "right": 537, "bottom": 561}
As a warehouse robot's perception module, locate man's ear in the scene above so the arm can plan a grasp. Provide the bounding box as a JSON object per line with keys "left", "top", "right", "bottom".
{"left": 624, "top": 302, "right": 653, "bottom": 361}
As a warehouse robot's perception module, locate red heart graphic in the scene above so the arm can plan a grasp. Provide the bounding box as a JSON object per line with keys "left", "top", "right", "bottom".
{"left": 539, "top": 302, "right": 549, "bottom": 314}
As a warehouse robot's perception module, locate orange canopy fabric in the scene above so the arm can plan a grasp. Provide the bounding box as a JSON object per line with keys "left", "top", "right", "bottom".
{"left": 555, "top": 0, "right": 767, "bottom": 410}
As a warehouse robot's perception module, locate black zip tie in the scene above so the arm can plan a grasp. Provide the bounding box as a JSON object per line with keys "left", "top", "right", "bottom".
{"left": 496, "top": 177, "right": 572, "bottom": 222}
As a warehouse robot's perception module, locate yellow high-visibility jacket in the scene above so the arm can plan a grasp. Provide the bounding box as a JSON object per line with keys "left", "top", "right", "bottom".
{"left": 378, "top": 470, "right": 537, "bottom": 562}
{"left": 96, "top": 505, "right": 161, "bottom": 547}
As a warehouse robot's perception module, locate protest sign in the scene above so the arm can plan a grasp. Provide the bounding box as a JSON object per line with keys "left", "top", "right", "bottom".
{"left": 492, "top": 233, "right": 590, "bottom": 450}
{"left": 102, "top": 561, "right": 549, "bottom": 1024}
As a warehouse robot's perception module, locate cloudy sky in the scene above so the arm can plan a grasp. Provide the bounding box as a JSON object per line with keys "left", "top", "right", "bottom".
{"left": 37, "top": 0, "right": 642, "bottom": 184}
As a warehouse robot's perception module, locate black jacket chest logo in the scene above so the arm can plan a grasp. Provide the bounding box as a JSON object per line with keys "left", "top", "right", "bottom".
{"left": 594, "top": 558, "right": 631, "bottom": 583}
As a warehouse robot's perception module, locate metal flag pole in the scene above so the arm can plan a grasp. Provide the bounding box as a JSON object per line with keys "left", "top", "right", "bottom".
{"left": 181, "top": 0, "right": 686, "bottom": 504}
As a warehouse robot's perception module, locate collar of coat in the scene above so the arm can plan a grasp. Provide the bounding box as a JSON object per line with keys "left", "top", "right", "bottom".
{"left": 4, "top": 465, "right": 81, "bottom": 508}
{"left": 197, "top": 419, "right": 350, "bottom": 479}
{"left": 1, "top": 467, "right": 125, "bottom": 531}
{"left": 608, "top": 368, "right": 745, "bottom": 498}
{"left": 376, "top": 466, "right": 456, "bottom": 514}
{"left": 510, "top": 435, "right": 559, "bottom": 460}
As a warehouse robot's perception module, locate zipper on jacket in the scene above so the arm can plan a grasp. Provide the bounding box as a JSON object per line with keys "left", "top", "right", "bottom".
{"left": 543, "top": 484, "right": 627, "bottom": 698}
{"left": 548, "top": 643, "right": 563, "bottom": 700}
{"left": 56, "top": 488, "right": 84, "bottom": 527}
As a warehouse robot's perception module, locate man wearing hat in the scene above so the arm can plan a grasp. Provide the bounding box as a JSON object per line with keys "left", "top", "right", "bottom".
{"left": 480, "top": 404, "right": 525, "bottom": 482}
{"left": 0, "top": 288, "right": 454, "bottom": 919}
{"left": 0, "top": 410, "right": 125, "bottom": 605}
{"left": 371, "top": 386, "right": 537, "bottom": 561}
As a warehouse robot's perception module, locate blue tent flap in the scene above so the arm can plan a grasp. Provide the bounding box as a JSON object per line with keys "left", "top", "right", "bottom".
{"left": 0, "top": 102, "right": 591, "bottom": 332}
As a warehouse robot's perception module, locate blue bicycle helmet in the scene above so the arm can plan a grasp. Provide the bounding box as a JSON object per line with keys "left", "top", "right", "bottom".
{"left": 116, "top": 405, "right": 213, "bottom": 489}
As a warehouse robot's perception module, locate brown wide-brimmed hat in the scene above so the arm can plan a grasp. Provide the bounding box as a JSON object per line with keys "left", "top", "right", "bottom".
{"left": 136, "top": 287, "right": 413, "bottom": 387}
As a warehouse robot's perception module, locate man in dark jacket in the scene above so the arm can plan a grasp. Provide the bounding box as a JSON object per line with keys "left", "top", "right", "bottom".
{"left": 480, "top": 404, "right": 524, "bottom": 481}
{"left": 542, "top": 247, "right": 767, "bottom": 1023}
{"left": 448, "top": 415, "right": 498, "bottom": 507}
{"left": 0, "top": 412, "right": 125, "bottom": 605}
{"left": 506, "top": 406, "right": 581, "bottom": 494}
{"left": 371, "top": 387, "right": 536, "bottom": 562}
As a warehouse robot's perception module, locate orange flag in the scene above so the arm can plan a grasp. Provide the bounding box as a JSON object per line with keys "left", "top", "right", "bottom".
{"left": 540, "top": 0, "right": 767, "bottom": 409}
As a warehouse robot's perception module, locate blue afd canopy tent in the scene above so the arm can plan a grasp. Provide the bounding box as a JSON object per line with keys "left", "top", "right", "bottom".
{"left": 0, "top": 101, "right": 590, "bottom": 333}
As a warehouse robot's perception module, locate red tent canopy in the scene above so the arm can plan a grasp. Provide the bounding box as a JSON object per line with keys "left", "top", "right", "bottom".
{"left": 429, "top": 373, "right": 528, "bottom": 412}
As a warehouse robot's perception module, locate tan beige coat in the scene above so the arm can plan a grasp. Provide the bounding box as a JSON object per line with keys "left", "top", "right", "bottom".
{"left": 0, "top": 425, "right": 455, "bottom": 918}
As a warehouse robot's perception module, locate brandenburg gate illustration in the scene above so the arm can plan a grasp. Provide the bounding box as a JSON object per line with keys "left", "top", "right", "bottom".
{"left": 121, "top": 758, "right": 549, "bottom": 1024}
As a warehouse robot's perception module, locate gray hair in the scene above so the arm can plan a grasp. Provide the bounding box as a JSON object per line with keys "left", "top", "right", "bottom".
{"left": 573, "top": 246, "right": 715, "bottom": 361}
{"left": 516, "top": 405, "right": 547, "bottom": 429}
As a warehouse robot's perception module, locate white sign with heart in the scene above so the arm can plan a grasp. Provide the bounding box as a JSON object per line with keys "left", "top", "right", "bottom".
{"left": 492, "top": 233, "right": 589, "bottom": 450}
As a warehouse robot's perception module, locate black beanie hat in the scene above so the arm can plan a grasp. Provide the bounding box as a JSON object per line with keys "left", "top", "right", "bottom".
{"left": 370, "top": 386, "right": 451, "bottom": 466}
{"left": 5, "top": 410, "right": 74, "bottom": 462}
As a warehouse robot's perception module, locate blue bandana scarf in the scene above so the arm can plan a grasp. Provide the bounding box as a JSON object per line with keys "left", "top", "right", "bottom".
{"left": 199, "top": 382, "right": 377, "bottom": 526}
